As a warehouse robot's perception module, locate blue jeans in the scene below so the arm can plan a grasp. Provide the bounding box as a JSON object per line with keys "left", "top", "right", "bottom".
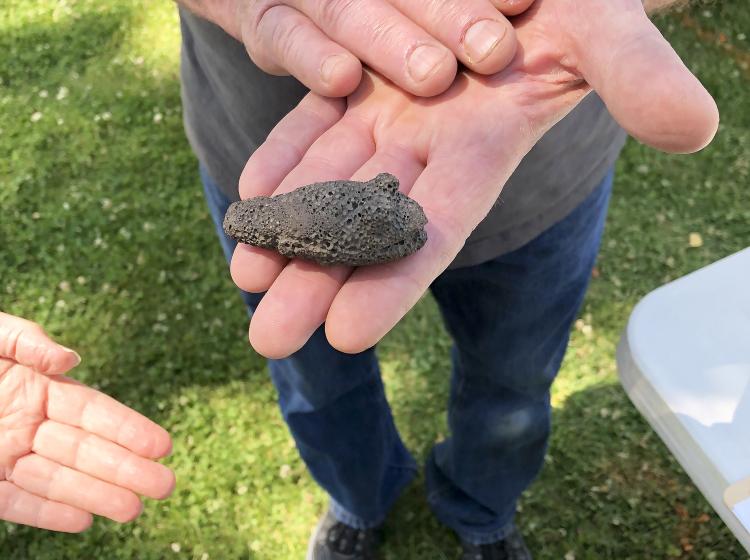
{"left": 201, "top": 166, "right": 613, "bottom": 545}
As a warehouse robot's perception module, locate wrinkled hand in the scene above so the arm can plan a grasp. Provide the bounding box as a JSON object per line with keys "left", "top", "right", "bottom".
{"left": 187, "top": 0, "right": 536, "bottom": 96}
{"left": 0, "top": 312, "right": 174, "bottom": 532}
{"left": 231, "top": 0, "right": 719, "bottom": 358}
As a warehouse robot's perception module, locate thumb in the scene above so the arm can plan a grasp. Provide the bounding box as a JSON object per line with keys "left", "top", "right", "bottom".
{"left": 574, "top": 1, "right": 719, "bottom": 153}
{"left": 0, "top": 312, "right": 81, "bottom": 375}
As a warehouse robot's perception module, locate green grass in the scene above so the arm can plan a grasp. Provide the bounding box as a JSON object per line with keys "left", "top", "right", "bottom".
{"left": 1, "top": 0, "right": 749, "bottom": 558}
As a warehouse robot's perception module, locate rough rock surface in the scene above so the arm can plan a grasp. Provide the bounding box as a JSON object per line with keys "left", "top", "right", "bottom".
{"left": 223, "top": 173, "right": 428, "bottom": 266}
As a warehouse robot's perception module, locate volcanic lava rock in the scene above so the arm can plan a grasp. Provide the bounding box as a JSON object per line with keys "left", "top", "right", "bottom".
{"left": 223, "top": 173, "right": 428, "bottom": 266}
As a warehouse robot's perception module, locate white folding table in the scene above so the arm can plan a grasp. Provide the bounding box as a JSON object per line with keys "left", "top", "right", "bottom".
{"left": 617, "top": 247, "right": 750, "bottom": 554}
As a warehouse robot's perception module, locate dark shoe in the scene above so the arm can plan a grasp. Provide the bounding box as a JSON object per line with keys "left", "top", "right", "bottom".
{"left": 460, "top": 526, "right": 532, "bottom": 560}
{"left": 306, "top": 509, "right": 383, "bottom": 560}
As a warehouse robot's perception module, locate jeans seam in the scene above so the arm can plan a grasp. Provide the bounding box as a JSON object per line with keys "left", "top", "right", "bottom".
{"left": 426, "top": 468, "right": 500, "bottom": 504}
{"left": 458, "top": 521, "right": 515, "bottom": 545}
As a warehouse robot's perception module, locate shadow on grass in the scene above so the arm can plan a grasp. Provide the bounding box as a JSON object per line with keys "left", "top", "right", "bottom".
{"left": 378, "top": 381, "right": 743, "bottom": 559}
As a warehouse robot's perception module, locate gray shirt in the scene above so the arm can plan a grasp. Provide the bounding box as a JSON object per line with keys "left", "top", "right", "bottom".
{"left": 179, "top": 8, "right": 627, "bottom": 268}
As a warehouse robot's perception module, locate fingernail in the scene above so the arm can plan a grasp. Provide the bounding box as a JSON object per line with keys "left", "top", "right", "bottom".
{"left": 463, "top": 19, "right": 506, "bottom": 64}
{"left": 320, "top": 54, "right": 348, "bottom": 85}
{"left": 62, "top": 346, "right": 81, "bottom": 366}
{"left": 407, "top": 44, "right": 448, "bottom": 82}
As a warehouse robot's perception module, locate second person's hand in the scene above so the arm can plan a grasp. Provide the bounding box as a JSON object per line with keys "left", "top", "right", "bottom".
{"left": 0, "top": 312, "right": 175, "bottom": 532}
{"left": 179, "top": 0, "right": 536, "bottom": 97}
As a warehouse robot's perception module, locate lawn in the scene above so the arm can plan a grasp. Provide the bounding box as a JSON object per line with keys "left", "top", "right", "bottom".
{"left": 1, "top": 0, "right": 749, "bottom": 558}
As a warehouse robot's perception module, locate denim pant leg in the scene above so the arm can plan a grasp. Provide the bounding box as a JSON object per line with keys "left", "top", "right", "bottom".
{"left": 426, "top": 169, "right": 614, "bottom": 545}
{"left": 200, "top": 166, "right": 418, "bottom": 528}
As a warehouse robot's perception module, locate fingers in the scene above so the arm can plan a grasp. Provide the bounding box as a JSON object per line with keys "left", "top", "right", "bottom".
{"left": 232, "top": 112, "right": 376, "bottom": 298}
{"left": 249, "top": 263, "right": 351, "bottom": 359}
{"left": 248, "top": 145, "right": 425, "bottom": 358}
{"left": 274, "top": 118, "right": 375, "bottom": 193}
{"left": 245, "top": 0, "right": 456, "bottom": 97}
{"left": 46, "top": 376, "right": 173, "bottom": 460}
{"left": 571, "top": 0, "right": 718, "bottom": 153}
{"left": 387, "top": 0, "right": 518, "bottom": 74}
{"left": 241, "top": 4, "right": 362, "bottom": 96}
{"left": 0, "top": 312, "right": 80, "bottom": 375}
{"left": 0, "top": 481, "right": 92, "bottom": 532}
{"left": 238, "top": 94, "right": 346, "bottom": 200}
{"left": 32, "top": 420, "right": 175, "bottom": 500}
{"left": 231, "top": 245, "right": 289, "bottom": 294}
{"left": 240, "top": 0, "right": 539, "bottom": 95}
{"left": 8, "top": 454, "right": 143, "bottom": 523}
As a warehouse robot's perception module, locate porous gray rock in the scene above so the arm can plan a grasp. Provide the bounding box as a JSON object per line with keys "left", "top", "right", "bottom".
{"left": 223, "top": 173, "right": 428, "bottom": 266}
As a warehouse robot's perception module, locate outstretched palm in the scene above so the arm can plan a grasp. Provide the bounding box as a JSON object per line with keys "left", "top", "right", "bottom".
{"left": 231, "top": 0, "right": 718, "bottom": 358}
{"left": 0, "top": 313, "right": 174, "bottom": 532}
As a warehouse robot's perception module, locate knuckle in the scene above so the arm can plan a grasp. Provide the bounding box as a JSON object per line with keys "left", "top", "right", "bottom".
{"left": 2, "top": 464, "right": 15, "bottom": 483}
{"left": 242, "top": 0, "right": 277, "bottom": 29}
{"left": 310, "top": 0, "right": 411, "bottom": 55}
{"left": 314, "top": 0, "right": 359, "bottom": 30}
{"left": 264, "top": 134, "right": 305, "bottom": 165}
{"left": 1, "top": 317, "right": 44, "bottom": 352}
{"left": 423, "top": 0, "right": 471, "bottom": 33}
{"left": 368, "top": 17, "right": 404, "bottom": 47}
{"left": 251, "top": 4, "right": 311, "bottom": 75}
{"left": 270, "top": 14, "right": 308, "bottom": 63}
{"left": 35, "top": 347, "right": 53, "bottom": 375}
{"left": 1, "top": 327, "right": 24, "bottom": 360}
{"left": 244, "top": 1, "right": 285, "bottom": 71}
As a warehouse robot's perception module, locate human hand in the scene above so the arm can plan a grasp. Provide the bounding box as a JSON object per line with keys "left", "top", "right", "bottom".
{"left": 230, "top": 0, "right": 719, "bottom": 358}
{"left": 181, "top": 0, "right": 536, "bottom": 96}
{"left": 0, "top": 312, "right": 174, "bottom": 532}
